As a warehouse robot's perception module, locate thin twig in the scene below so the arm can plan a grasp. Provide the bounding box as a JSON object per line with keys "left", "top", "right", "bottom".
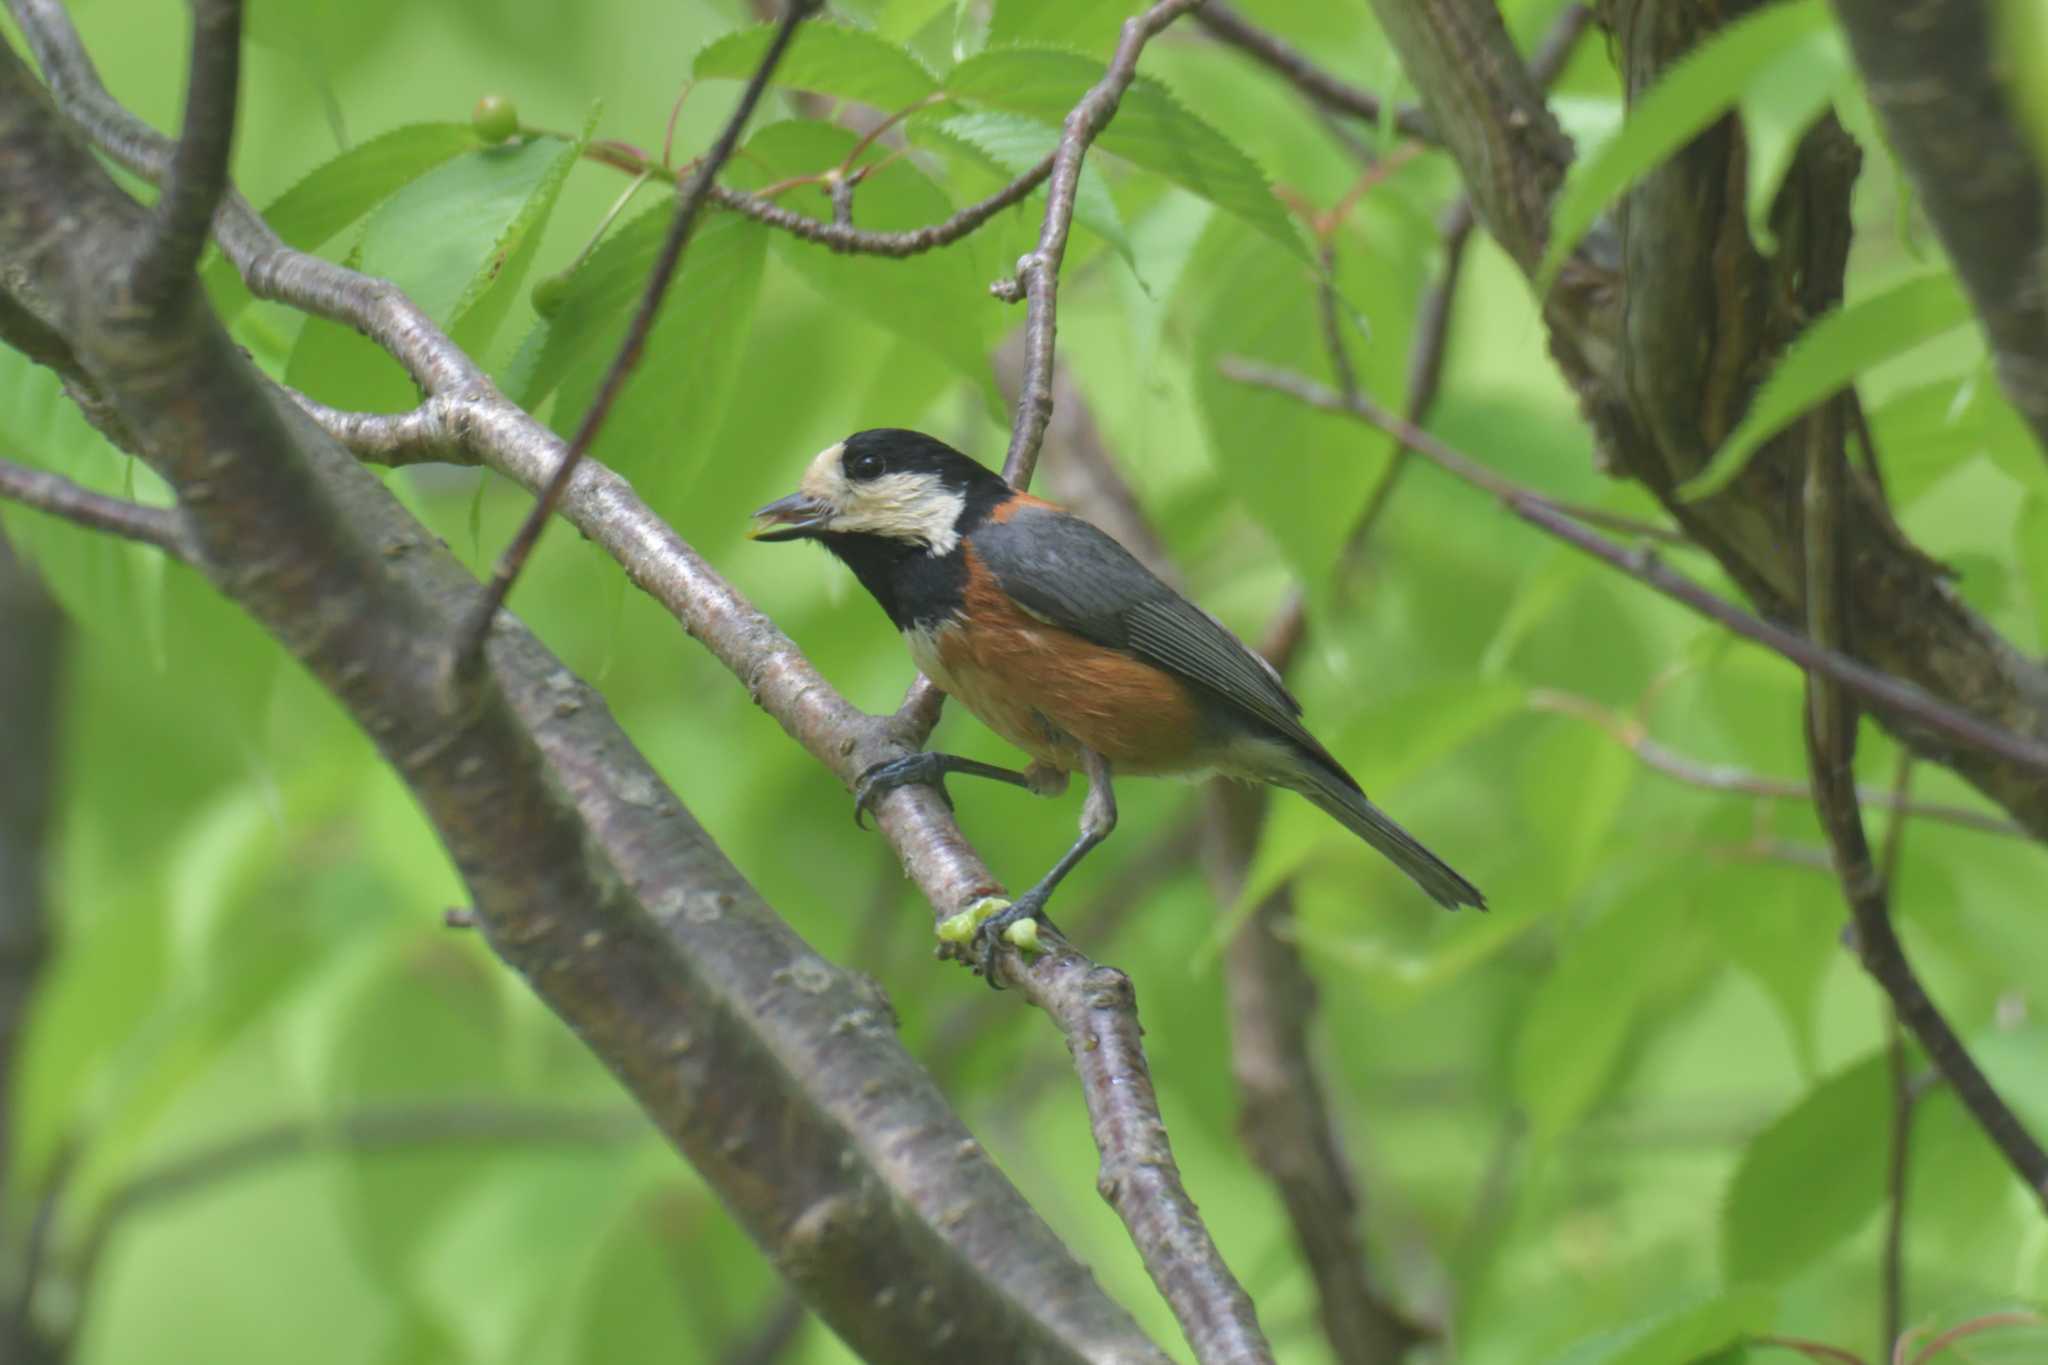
{"left": 0, "top": 458, "right": 195, "bottom": 562}
{"left": 1878, "top": 755, "right": 1916, "bottom": 1353}
{"left": 1526, "top": 691, "right": 2027, "bottom": 840}
{"left": 1193, "top": 2, "right": 1432, "bottom": 141}
{"left": 455, "top": 0, "right": 819, "bottom": 665}
{"left": 706, "top": 156, "right": 1051, "bottom": 257}
{"left": 1217, "top": 359, "right": 2048, "bottom": 780}
{"left": 1898, "top": 1311, "right": 2044, "bottom": 1365}
{"left": 1799, "top": 402, "right": 2048, "bottom": 1213}
{"left": 1753, "top": 1336, "right": 1867, "bottom": 1365}
{"left": 997, "top": 0, "right": 1206, "bottom": 490}
{"left": 131, "top": 0, "right": 240, "bottom": 308}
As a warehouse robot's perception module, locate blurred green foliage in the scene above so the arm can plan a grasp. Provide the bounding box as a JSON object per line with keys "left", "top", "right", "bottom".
{"left": 3, "top": 0, "right": 2047, "bottom": 1362}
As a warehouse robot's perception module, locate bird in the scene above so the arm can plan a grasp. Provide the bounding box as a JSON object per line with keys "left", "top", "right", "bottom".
{"left": 750, "top": 428, "right": 1483, "bottom": 977}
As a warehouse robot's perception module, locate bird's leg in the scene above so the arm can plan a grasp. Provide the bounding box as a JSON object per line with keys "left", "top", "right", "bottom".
{"left": 853, "top": 753, "right": 1066, "bottom": 828}
{"left": 979, "top": 750, "right": 1115, "bottom": 984}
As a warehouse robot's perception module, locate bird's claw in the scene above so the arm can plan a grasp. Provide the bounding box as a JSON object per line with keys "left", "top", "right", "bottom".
{"left": 938, "top": 893, "right": 1054, "bottom": 988}
{"left": 853, "top": 753, "right": 953, "bottom": 829}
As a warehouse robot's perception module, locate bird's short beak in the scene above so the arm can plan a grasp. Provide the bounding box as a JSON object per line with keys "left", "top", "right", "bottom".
{"left": 748, "top": 492, "right": 832, "bottom": 541}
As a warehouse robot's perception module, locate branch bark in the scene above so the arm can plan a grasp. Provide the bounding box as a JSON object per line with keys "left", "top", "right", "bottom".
{"left": 0, "top": 30, "right": 1173, "bottom": 1362}
{"left": 1354, "top": 0, "right": 2048, "bottom": 844}
{"left": 1832, "top": 0, "right": 2048, "bottom": 459}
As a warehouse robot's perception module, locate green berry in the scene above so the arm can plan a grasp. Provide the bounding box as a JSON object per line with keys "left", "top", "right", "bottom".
{"left": 530, "top": 270, "right": 571, "bottom": 318}
{"left": 472, "top": 95, "right": 519, "bottom": 145}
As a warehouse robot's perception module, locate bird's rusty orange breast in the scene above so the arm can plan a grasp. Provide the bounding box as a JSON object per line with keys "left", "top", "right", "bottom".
{"left": 912, "top": 548, "right": 1205, "bottom": 775}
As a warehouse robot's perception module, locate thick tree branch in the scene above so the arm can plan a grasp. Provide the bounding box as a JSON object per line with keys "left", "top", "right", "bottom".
{"left": 1832, "top": 0, "right": 2048, "bottom": 459}
{"left": 1357, "top": 0, "right": 1572, "bottom": 275}
{"left": 132, "top": 0, "right": 240, "bottom": 308}
{"left": 1, "top": 3, "right": 1285, "bottom": 1354}
{"left": 0, "top": 457, "right": 195, "bottom": 561}
{"left": 997, "top": 0, "right": 1206, "bottom": 489}
{"left": 458, "top": 0, "right": 818, "bottom": 663}
{"left": 1353, "top": 0, "right": 2048, "bottom": 842}
{"left": 0, "top": 35, "right": 1171, "bottom": 1362}
{"left": 1799, "top": 405, "right": 2048, "bottom": 1212}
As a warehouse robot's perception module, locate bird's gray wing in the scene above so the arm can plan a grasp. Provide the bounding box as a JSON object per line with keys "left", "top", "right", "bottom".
{"left": 972, "top": 505, "right": 1311, "bottom": 744}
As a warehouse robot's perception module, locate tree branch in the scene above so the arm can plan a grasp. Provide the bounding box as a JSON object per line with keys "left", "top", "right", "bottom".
{"left": 997, "top": 0, "right": 1206, "bottom": 489}
{"left": 1799, "top": 395, "right": 2048, "bottom": 1212}
{"left": 0, "top": 457, "right": 195, "bottom": 562}
{"left": 706, "top": 156, "right": 1052, "bottom": 256}
{"left": 1832, "top": 0, "right": 2048, "bottom": 459}
{"left": 0, "top": 30, "right": 1172, "bottom": 1361}
{"left": 1218, "top": 359, "right": 2048, "bottom": 783}
{"left": 457, "top": 0, "right": 819, "bottom": 664}
{"left": 131, "top": 0, "right": 240, "bottom": 307}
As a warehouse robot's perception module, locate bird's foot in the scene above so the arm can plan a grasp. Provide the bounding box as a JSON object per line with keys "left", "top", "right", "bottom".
{"left": 853, "top": 753, "right": 954, "bottom": 828}
{"left": 937, "top": 893, "right": 1057, "bottom": 988}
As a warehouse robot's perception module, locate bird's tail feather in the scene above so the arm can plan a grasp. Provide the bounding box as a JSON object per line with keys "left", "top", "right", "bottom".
{"left": 1288, "top": 764, "right": 1485, "bottom": 911}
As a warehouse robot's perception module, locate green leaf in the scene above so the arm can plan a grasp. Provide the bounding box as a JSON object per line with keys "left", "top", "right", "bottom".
{"left": 1735, "top": 25, "right": 1851, "bottom": 252}
{"left": 1697, "top": 864, "right": 1839, "bottom": 1075}
{"left": 286, "top": 131, "right": 587, "bottom": 414}
{"left": 1522, "top": 714, "right": 1636, "bottom": 898}
{"left": 987, "top": 0, "right": 1134, "bottom": 53}
{"left": 1722, "top": 1053, "right": 1888, "bottom": 1284}
{"left": 2020, "top": 495, "right": 2048, "bottom": 651}
{"left": 1514, "top": 896, "right": 1676, "bottom": 1141}
{"left": 1682, "top": 272, "right": 1975, "bottom": 500}
{"left": 541, "top": 207, "right": 770, "bottom": 520}
{"left": 722, "top": 120, "right": 1004, "bottom": 419}
{"left": 913, "top": 110, "right": 1135, "bottom": 267}
{"left": 946, "top": 46, "right": 1303, "bottom": 257}
{"left": 204, "top": 123, "right": 484, "bottom": 326}
{"left": 691, "top": 21, "right": 941, "bottom": 110}
{"left": 1869, "top": 371, "right": 2027, "bottom": 506}
{"left": 1536, "top": 0, "right": 1834, "bottom": 293}
{"left": 1551, "top": 1288, "right": 1779, "bottom": 1365}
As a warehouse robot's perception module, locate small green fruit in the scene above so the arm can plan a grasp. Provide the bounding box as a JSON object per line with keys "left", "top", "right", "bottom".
{"left": 472, "top": 95, "right": 520, "bottom": 145}
{"left": 530, "top": 270, "right": 571, "bottom": 318}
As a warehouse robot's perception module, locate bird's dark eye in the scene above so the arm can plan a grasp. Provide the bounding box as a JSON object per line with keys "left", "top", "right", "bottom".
{"left": 845, "top": 447, "right": 884, "bottom": 481}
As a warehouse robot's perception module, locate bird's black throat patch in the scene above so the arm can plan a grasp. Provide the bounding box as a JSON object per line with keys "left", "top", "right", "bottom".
{"left": 817, "top": 531, "right": 968, "bottom": 632}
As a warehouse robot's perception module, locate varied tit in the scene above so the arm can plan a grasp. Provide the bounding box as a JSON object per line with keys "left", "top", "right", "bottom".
{"left": 751, "top": 428, "right": 1483, "bottom": 975}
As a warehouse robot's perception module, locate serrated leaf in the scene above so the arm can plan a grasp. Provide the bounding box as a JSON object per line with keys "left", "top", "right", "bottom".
{"left": 542, "top": 208, "right": 770, "bottom": 519}
{"left": 1514, "top": 897, "right": 1676, "bottom": 1141}
{"left": 1869, "top": 371, "right": 2020, "bottom": 507}
{"left": 1551, "top": 1288, "right": 1779, "bottom": 1365}
{"left": 692, "top": 21, "right": 941, "bottom": 109}
{"left": 286, "top": 133, "right": 585, "bottom": 414}
{"left": 1736, "top": 26, "right": 1851, "bottom": 253}
{"left": 205, "top": 123, "right": 483, "bottom": 326}
{"left": 877, "top": 0, "right": 956, "bottom": 43}
{"left": 1682, "top": 273, "right": 1975, "bottom": 500}
{"left": 913, "top": 110, "right": 1135, "bottom": 267}
{"left": 947, "top": 46, "right": 1303, "bottom": 257}
{"left": 1537, "top": 0, "right": 1834, "bottom": 293}
{"left": 450, "top": 107, "right": 600, "bottom": 361}
{"left": 1722, "top": 1054, "right": 1888, "bottom": 1284}
{"left": 988, "top": 0, "right": 1133, "bottom": 53}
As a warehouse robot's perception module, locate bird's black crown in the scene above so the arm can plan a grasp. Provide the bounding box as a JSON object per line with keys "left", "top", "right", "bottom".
{"left": 841, "top": 428, "right": 1007, "bottom": 498}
